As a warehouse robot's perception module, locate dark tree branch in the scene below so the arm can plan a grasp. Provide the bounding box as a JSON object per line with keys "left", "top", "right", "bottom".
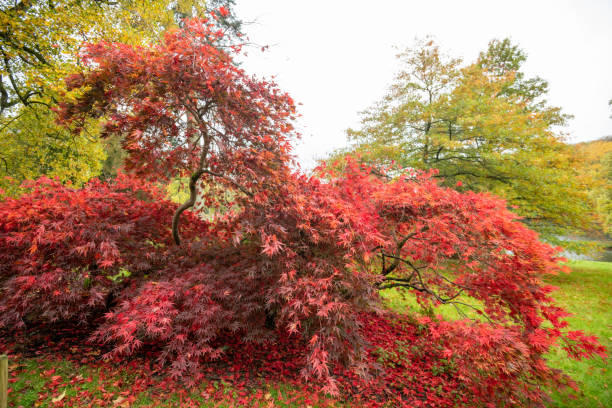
{"left": 172, "top": 169, "right": 204, "bottom": 245}
{"left": 172, "top": 117, "right": 211, "bottom": 245}
{"left": 381, "top": 233, "right": 415, "bottom": 275}
{"left": 434, "top": 170, "right": 512, "bottom": 183}
{"left": 377, "top": 247, "right": 488, "bottom": 321}
{"left": 0, "top": 156, "right": 8, "bottom": 173}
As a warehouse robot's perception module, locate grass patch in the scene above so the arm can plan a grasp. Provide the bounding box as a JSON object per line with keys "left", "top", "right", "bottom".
{"left": 544, "top": 261, "right": 611, "bottom": 408}
{"left": 7, "top": 356, "right": 333, "bottom": 407}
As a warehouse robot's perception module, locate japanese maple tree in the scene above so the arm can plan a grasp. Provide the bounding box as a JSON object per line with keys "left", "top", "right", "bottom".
{"left": 0, "top": 16, "right": 605, "bottom": 408}
{"left": 56, "top": 17, "right": 297, "bottom": 244}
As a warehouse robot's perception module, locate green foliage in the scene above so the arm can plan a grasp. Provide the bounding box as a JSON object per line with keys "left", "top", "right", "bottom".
{"left": 0, "top": 105, "right": 104, "bottom": 195}
{"left": 108, "top": 267, "right": 131, "bottom": 283}
{"left": 336, "top": 38, "right": 595, "bottom": 241}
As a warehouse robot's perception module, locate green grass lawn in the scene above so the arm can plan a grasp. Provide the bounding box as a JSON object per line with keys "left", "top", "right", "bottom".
{"left": 544, "top": 261, "right": 611, "bottom": 408}
{"left": 7, "top": 261, "right": 610, "bottom": 407}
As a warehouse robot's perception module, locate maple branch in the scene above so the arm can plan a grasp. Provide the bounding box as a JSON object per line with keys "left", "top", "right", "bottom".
{"left": 434, "top": 170, "right": 512, "bottom": 183}
{"left": 172, "top": 169, "right": 204, "bottom": 245}
{"left": 380, "top": 228, "right": 428, "bottom": 275}
{"left": 0, "top": 110, "right": 24, "bottom": 132}
{"left": 172, "top": 124, "right": 211, "bottom": 245}
{"left": 378, "top": 250, "right": 489, "bottom": 321}
{"left": 0, "top": 79, "right": 19, "bottom": 113}
{"left": 378, "top": 279, "right": 487, "bottom": 320}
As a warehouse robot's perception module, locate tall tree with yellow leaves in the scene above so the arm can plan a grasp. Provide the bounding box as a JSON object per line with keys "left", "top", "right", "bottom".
{"left": 338, "top": 38, "right": 594, "bottom": 244}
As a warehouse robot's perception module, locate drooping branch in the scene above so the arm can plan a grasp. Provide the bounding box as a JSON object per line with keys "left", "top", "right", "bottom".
{"left": 380, "top": 228, "right": 427, "bottom": 275}
{"left": 377, "top": 249, "right": 487, "bottom": 320}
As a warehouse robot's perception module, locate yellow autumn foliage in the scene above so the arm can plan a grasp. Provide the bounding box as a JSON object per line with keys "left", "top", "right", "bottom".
{"left": 0, "top": 0, "right": 208, "bottom": 195}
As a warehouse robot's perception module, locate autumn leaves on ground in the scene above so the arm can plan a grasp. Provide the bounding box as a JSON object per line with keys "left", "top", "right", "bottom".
{"left": 5, "top": 261, "right": 610, "bottom": 407}
{"left": 1, "top": 1, "right": 610, "bottom": 408}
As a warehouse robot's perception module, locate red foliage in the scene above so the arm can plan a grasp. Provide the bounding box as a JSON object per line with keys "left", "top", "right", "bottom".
{"left": 0, "top": 175, "right": 204, "bottom": 328}
{"left": 0, "top": 16, "right": 605, "bottom": 408}
{"left": 56, "top": 18, "right": 296, "bottom": 187}
{"left": 217, "top": 6, "right": 230, "bottom": 18}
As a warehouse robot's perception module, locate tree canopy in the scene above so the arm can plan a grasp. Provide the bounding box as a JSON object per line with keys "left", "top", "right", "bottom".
{"left": 55, "top": 17, "right": 296, "bottom": 244}
{"left": 337, "top": 38, "right": 594, "bottom": 242}
{"left": 0, "top": 0, "right": 241, "bottom": 195}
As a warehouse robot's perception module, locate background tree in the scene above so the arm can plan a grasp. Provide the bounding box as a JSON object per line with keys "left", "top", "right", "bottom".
{"left": 0, "top": 0, "right": 242, "bottom": 195}
{"left": 338, "top": 38, "right": 594, "bottom": 243}
{"left": 575, "top": 136, "right": 612, "bottom": 235}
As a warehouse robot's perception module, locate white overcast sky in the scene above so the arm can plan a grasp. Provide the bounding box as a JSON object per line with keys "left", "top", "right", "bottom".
{"left": 234, "top": 0, "right": 612, "bottom": 169}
